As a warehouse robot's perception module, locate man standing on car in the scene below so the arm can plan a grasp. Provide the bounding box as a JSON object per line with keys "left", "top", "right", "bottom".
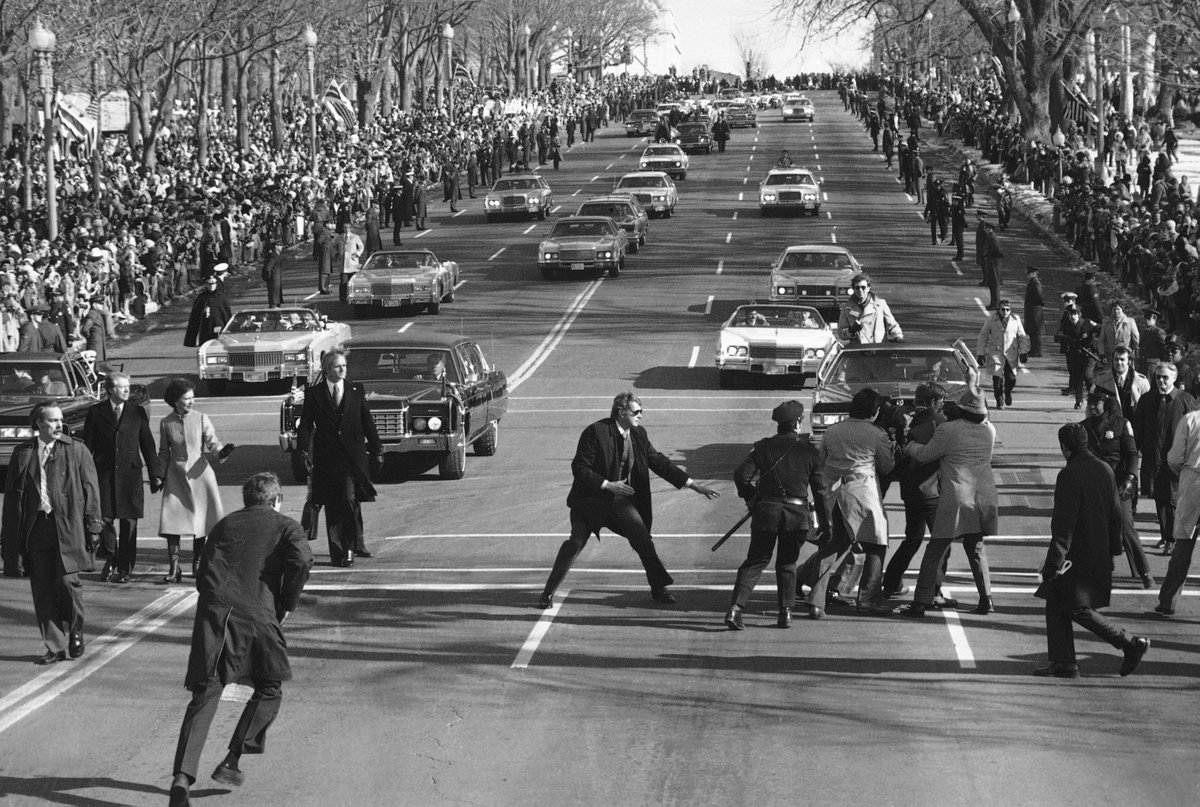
{"left": 837, "top": 273, "right": 903, "bottom": 344}
{"left": 538, "top": 392, "right": 720, "bottom": 609}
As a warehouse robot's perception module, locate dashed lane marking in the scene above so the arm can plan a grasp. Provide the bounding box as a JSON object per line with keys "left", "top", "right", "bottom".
{"left": 831, "top": 231, "right": 838, "bottom": 244}
{"left": 743, "top": 177, "right": 748, "bottom": 184}
{"left": 590, "top": 175, "right": 599, "bottom": 181}
{"left": 397, "top": 322, "right": 413, "bottom": 333}
{"left": 704, "top": 295, "right": 714, "bottom": 315}
{"left": 605, "top": 163, "right": 613, "bottom": 170}
{"left": 974, "top": 297, "right": 987, "bottom": 312}
{"left": 488, "top": 247, "right": 506, "bottom": 261}
{"left": 939, "top": 600, "right": 977, "bottom": 670}
{"left": 826, "top": 211, "right": 833, "bottom": 219}
{"left": 551, "top": 205, "right": 562, "bottom": 213}
{"left": 738, "top": 192, "right": 743, "bottom": 201}
{"left": 454, "top": 279, "right": 467, "bottom": 289}
{"left": 523, "top": 224, "right": 537, "bottom": 234}
{"left": 823, "top": 192, "right": 828, "bottom": 201}
{"left": 688, "top": 346, "right": 700, "bottom": 368}
{"left": 414, "top": 228, "right": 430, "bottom": 238}
{"left": 571, "top": 189, "right": 581, "bottom": 196}
{"left": 731, "top": 212, "right": 738, "bottom": 221}
{"left": 512, "top": 588, "right": 569, "bottom": 669}
{"left": 752, "top": 145, "right": 756, "bottom": 151}
{"left": 453, "top": 209, "right": 465, "bottom": 217}
{"left": 303, "top": 291, "right": 320, "bottom": 301}
{"left": 725, "top": 232, "right": 732, "bottom": 244}
{"left": 716, "top": 260, "right": 724, "bottom": 275}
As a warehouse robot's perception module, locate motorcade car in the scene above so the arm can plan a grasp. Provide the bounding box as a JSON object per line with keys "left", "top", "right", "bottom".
{"left": 675, "top": 121, "right": 713, "bottom": 154}
{"left": 759, "top": 167, "right": 822, "bottom": 216}
{"left": 718, "top": 88, "right": 743, "bottom": 100}
{"left": 198, "top": 307, "right": 350, "bottom": 394}
{"left": 638, "top": 143, "right": 689, "bottom": 179}
{"left": 613, "top": 171, "right": 678, "bottom": 218}
{"left": 624, "top": 108, "right": 659, "bottom": 137}
{"left": 715, "top": 304, "right": 837, "bottom": 389}
{"left": 484, "top": 174, "right": 554, "bottom": 221}
{"left": 767, "top": 244, "right": 862, "bottom": 320}
{"left": 0, "top": 351, "right": 147, "bottom": 462}
{"left": 781, "top": 95, "right": 815, "bottom": 122}
{"left": 344, "top": 249, "right": 460, "bottom": 318}
{"left": 538, "top": 216, "right": 629, "bottom": 278}
{"left": 279, "top": 336, "right": 508, "bottom": 482}
{"left": 725, "top": 103, "right": 758, "bottom": 128}
{"left": 809, "top": 342, "right": 976, "bottom": 440}
{"left": 576, "top": 195, "right": 649, "bottom": 252}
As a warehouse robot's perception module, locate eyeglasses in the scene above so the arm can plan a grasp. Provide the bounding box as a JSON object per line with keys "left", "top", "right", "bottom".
{"left": 1153, "top": 375, "right": 1173, "bottom": 381}
{"left": 626, "top": 408, "right": 643, "bottom": 416}
{"left": 999, "top": 307, "right": 1011, "bottom": 312}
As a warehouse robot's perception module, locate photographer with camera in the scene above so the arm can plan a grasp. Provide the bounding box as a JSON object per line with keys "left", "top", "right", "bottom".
{"left": 836, "top": 273, "right": 903, "bottom": 345}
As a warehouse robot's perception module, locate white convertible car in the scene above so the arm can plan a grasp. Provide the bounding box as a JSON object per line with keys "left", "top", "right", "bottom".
{"left": 715, "top": 303, "right": 838, "bottom": 389}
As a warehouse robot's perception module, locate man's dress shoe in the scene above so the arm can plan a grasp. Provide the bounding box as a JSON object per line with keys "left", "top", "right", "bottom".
{"left": 212, "top": 760, "right": 245, "bottom": 787}
{"left": 1033, "top": 662, "right": 1081, "bottom": 679}
{"left": 99, "top": 562, "right": 113, "bottom": 582}
{"left": 650, "top": 586, "right": 676, "bottom": 604}
{"left": 168, "top": 784, "right": 191, "bottom": 807}
{"left": 356, "top": 549, "right": 373, "bottom": 559}
{"left": 112, "top": 571, "right": 130, "bottom": 584}
{"left": 807, "top": 605, "right": 824, "bottom": 620}
{"left": 724, "top": 606, "right": 744, "bottom": 630}
{"left": 538, "top": 592, "right": 553, "bottom": 609}
{"left": 68, "top": 631, "right": 84, "bottom": 659}
{"left": 35, "top": 650, "right": 67, "bottom": 666}
{"left": 1120, "top": 637, "right": 1150, "bottom": 677}
{"left": 777, "top": 607, "right": 792, "bottom": 628}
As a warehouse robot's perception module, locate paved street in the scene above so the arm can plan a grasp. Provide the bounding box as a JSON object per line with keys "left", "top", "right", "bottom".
{"left": 0, "top": 92, "right": 1197, "bottom": 805}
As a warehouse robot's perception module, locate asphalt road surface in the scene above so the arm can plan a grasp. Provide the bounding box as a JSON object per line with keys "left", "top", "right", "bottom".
{"left": 0, "top": 92, "right": 1197, "bottom": 806}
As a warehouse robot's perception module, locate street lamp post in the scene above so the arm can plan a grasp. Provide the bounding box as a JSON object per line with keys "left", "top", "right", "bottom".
{"left": 1007, "top": 2, "right": 1021, "bottom": 116}
{"left": 566, "top": 27, "right": 573, "bottom": 82}
{"left": 1051, "top": 126, "right": 1067, "bottom": 185}
{"left": 443, "top": 23, "right": 455, "bottom": 124}
{"left": 523, "top": 24, "right": 532, "bottom": 94}
{"left": 924, "top": 10, "right": 933, "bottom": 91}
{"left": 30, "top": 21, "right": 57, "bottom": 242}
{"left": 302, "top": 25, "right": 318, "bottom": 176}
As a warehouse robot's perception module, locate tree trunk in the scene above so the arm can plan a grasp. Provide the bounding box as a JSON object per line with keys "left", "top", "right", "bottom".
{"left": 222, "top": 53, "right": 234, "bottom": 123}
{"left": 270, "top": 42, "right": 284, "bottom": 152}
{"left": 380, "top": 59, "right": 393, "bottom": 118}
{"left": 0, "top": 63, "right": 9, "bottom": 151}
{"left": 1141, "top": 31, "right": 1156, "bottom": 115}
{"left": 197, "top": 40, "right": 210, "bottom": 170}
{"left": 236, "top": 39, "right": 250, "bottom": 154}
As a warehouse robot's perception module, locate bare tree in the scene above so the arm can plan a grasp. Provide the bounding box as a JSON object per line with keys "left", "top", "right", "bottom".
{"left": 734, "top": 29, "right": 768, "bottom": 82}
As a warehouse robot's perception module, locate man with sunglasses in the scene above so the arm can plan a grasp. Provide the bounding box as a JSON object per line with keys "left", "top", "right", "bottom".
{"left": 976, "top": 299, "right": 1029, "bottom": 409}
{"left": 836, "top": 273, "right": 903, "bottom": 345}
{"left": 1131, "top": 362, "right": 1197, "bottom": 558}
{"left": 538, "top": 392, "right": 720, "bottom": 609}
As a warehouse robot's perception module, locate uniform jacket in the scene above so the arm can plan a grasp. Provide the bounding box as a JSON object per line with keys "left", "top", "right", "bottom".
{"left": 1168, "top": 410, "right": 1200, "bottom": 542}
{"left": 183, "top": 289, "right": 231, "bottom": 348}
{"left": 976, "top": 312, "right": 1030, "bottom": 377}
{"left": 734, "top": 432, "right": 827, "bottom": 531}
{"left": 1083, "top": 411, "right": 1139, "bottom": 487}
{"left": 567, "top": 418, "right": 690, "bottom": 535}
{"left": 185, "top": 505, "right": 313, "bottom": 688}
{"left": 907, "top": 418, "right": 998, "bottom": 540}
{"left": 18, "top": 319, "right": 67, "bottom": 353}
{"left": 2, "top": 435, "right": 103, "bottom": 573}
{"left": 297, "top": 379, "right": 381, "bottom": 505}
{"left": 82, "top": 400, "right": 161, "bottom": 520}
{"left": 975, "top": 222, "right": 1002, "bottom": 265}
{"left": 1024, "top": 276, "right": 1044, "bottom": 310}
{"left": 837, "top": 294, "right": 903, "bottom": 344}
{"left": 80, "top": 308, "right": 109, "bottom": 361}
{"left": 819, "top": 418, "right": 894, "bottom": 545}
{"left": 1039, "top": 450, "right": 1122, "bottom": 609}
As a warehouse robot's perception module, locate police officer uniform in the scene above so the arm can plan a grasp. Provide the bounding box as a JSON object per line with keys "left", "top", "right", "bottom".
{"left": 725, "top": 401, "right": 828, "bottom": 629}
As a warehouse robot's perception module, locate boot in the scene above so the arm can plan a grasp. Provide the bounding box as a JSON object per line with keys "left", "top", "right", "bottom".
{"left": 192, "top": 537, "right": 206, "bottom": 577}
{"left": 1004, "top": 376, "right": 1015, "bottom": 407}
{"left": 161, "top": 537, "right": 181, "bottom": 584}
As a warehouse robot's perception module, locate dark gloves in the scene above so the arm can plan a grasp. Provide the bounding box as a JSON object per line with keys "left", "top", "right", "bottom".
{"left": 149, "top": 477, "right": 163, "bottom": 494}
{"left": 1118, "top": 477, "right": 1135, "bottom": 497}
{"left": 847, "top": 322, "right": 862, "bottom": 336}
{"left": 1019, "top": 353, "right": 1028, "bottom": 363}
{"left": 217, "top": 443, "right": 236, "bottom": 461}
{"left": 374, "top": 454, "right": 385, "bottom": 471}
{"left": 977, "top": 355, "right": 986, "bottom": 366}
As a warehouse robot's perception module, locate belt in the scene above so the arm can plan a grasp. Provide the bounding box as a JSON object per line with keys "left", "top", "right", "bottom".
{"left": 35, "top": 510, "right": 54, "bottom": 519}
{"left": 759, "top": 495, "right": 809, "bottom": 508}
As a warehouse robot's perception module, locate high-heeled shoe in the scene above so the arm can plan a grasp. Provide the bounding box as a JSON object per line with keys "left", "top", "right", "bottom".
{"left": 161, "top": 561, "right": 182, "bottom": 584}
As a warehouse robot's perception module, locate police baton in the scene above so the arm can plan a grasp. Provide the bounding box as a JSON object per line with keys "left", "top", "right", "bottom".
{"left": 711, "top": 510, "right": 752, "bottom": 552}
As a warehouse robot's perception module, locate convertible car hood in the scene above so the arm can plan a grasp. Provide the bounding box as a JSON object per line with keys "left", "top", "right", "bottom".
{"left": 723, "top": 326, "right": 829, "bottom": 345}
{"left": 355, "top": 268, "right": 431, "bottom": 283}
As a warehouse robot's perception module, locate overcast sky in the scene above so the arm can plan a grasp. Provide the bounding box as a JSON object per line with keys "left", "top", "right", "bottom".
{"left": 653, "top": 0, "right": 869, "bottom": 76}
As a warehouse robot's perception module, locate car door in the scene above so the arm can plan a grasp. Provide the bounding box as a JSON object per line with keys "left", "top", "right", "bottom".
{"left": 471, "top": 343, "right": 507, "bottom": 426}
{"left": 454, "top": 343, "right": 488, "bottom": 442}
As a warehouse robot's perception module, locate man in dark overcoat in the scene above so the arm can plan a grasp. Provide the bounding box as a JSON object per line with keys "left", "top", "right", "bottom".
{"left": 1, "top": 403, "right": 102, "bottom": 663}
{"left": 538, "top": 392, "right": 719, "bottom": 608}
{"left": 81, "top": 372, "right": 162, "bottom": 583}
{"left": 168, "top": 472, "right": 313, "bottom": 806}
{"left": 975, "top": 212, "right": 1003, "bottom": 308}
{"left": 18, "top": 305, "right": 67, "bottom": 353}
{"left": 1024, "top": 265, "right": 1045, "bottom": 357}
{"left": 183, "top": 276, "right": 231, "bottom": 348}
{"left": 261, "top": 242, "right": 285, "bottom": 308}
{"left": 1034, "top": 423, "right": 1149, "bottom": 678}
{"left": 1131, "top": 361, "right": 1197, "bottom": 555}
{"left": 296, "top": 348, "right": 382, "bottom": 566}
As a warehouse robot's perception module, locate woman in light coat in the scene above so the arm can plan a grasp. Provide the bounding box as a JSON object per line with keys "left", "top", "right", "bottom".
{"left": 899, "top": 371, "right": 998, "bottom": 616}
{"left": 158, "top": 378, "right": 227, "bottom": 583}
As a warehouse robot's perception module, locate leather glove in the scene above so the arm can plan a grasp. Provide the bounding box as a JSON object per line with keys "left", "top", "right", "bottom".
{"left": 1118, "top": 478, "right": 1134, "bottom": 497}
{"left": 1019, "top": 353, "right": 1028, "bottom": 363}
{"left": 149, "top": 477, "right": 163, "bottom": 494}
{"left": 374, "top": 454, "right": 385, "bottom": 471}
{"left": 847, "top": 322, "right": 862, "bottom": 335}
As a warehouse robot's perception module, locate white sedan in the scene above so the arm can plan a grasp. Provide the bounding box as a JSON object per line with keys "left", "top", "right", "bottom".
{"left": 715, "top": 304, "right": 838, "bottom": 389}
{"left": 638, "top": 144, "right": 689, "bottom": 180}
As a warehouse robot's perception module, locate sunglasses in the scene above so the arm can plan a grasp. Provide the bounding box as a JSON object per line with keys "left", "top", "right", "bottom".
{"left": 1153, "top": 375, "right": 1173, "bottom": 381}
{"left": 626, "top": 408, "right": 643, "bottom": 416}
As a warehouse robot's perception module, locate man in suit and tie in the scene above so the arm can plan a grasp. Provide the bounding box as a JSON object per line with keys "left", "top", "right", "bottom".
{"left": 296, "top": 348, "right": 382, "bottom": 566}
{"left": 1, "top": 403, "right": 103, "bottom": 664}
{"left": 1094, "top": 346, "right": 1150, "bottom": 418}
{"left": 538, "top": 392, "right": 720, "bottom": 608}
{"left": 82, "top": 372, "right": 163, "bottom": 583}
{"left": 17, "top": 304, "right": 68, "bottom": 353}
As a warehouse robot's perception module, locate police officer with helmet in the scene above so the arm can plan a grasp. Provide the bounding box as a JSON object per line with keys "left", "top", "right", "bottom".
{"left": 725, "top": 400, "right": 829, "bottom": 630}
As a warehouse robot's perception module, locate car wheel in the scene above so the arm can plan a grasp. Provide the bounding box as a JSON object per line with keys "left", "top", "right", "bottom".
{"left": 352, "top": 304, "right": 372, "bottom": 319}
{"left": 206, "top": 379, "right": 228, "bottom": 396}
{"left": 760, "top": 208, "right": 768, "bottom": 218}
{"left": 680, "top": 172, "right": 687, "bottom": 180}
{"left": 438, "top": 439, "right": 467, "bottom": 480}
{"left": 609, "top": 258, "right": 622, "bottom": 278}
{"left": 628, "top": 239, "right": 639, "bottom": 254}
{"left": 664, "top": 207, "right": 673, "bottom": 219}
{"left": 428, "top": 298, "right": 441, "bottom": 315}
{"left": 718, "top": 370, "right": 739, "bottom": 389}
{"left": 290, "top": 451, "right": 309, "bottom": 485}
{"left": 474, "top": 420, "right": 499, "bottom": 456}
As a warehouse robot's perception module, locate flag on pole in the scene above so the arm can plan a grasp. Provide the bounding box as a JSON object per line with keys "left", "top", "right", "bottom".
{"left": 323, "top": 80, "right": 357, "bottom": 132}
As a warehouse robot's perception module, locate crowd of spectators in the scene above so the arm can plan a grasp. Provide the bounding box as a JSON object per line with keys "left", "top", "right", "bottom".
{"left": 0, "top": 72, "right": 669, "bottom": 355}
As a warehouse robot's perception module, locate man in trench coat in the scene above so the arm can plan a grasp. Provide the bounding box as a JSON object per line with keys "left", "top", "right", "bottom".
{"left": 168, "top": 472, "right": 313, "bottom": 806}
{"left": 1034, "top": 423, "right": 1149, "bottom": 678}
{"left": 81, "top": 372, "right": 162, "bottom": 583}
{"left": 296, "top": 348, "right": 382, "bottom": 566}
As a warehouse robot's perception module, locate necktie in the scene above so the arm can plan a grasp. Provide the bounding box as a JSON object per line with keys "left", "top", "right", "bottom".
{"left": 333, "top": 383, "right": 343, "bottom": 407}
{"left": 113, "top": 403, "right": 123, "bottom": 421}
{"left": 39, "top": 443, "right": 52, "bottom": 514}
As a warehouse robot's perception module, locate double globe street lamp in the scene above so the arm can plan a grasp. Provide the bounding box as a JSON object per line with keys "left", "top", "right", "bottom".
{"left": 29, "top": 20, "right": 57, "bottom": 241}
{"left": 443, "top": 23, "right": 455, "bottom": 124}
{"left": 302, "top": 24, "right": 318, "bottom": 175}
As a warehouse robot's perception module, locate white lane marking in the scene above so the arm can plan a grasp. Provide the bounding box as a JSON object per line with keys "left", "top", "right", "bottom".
{"left": 414, "top": 228, "right": 430, "bottom": 238}
{"left": 512, "top": 588, "right": 569, "bottom": 669}
{"left": 303, "top": 291, "right": 320, "bottom": 301}
{"left": 508, "top": 279, "right": 604, "bottom": 391}
{"left": 830, "top": 231, "right": 838, "bottom": 244}
{"left": 811, "top": 134, "right": 815, "bottom": 140}
{"left": 916, "top": 210, "right": 926, "bottom": 220}
{"left": 590, "top": 175, "right": 599, "bottom": 181}
{"left": 951, "top": 260, "right": 964, "bottom": 276}
{"left": 704, "top": 295, "right": 714, "bottom": 315}
{"left": 618, "top": 154, "right": 625, "bottom": 159}
{"left": 974, "top": 297, "right": 987, "bottom": 312}
{"left": 940, "top": 594, "right": 977, "bottom": 670}
{"left": 815, "top": 154, "right": 820, "bottom": 160}
{"left": 605, "top": 163, "right": 613, "bottom": 170}
{"left": 743, "top": 177, "right": 748, "bottom": 184}
{"left": 453, "top": 209, "right": 465, "bottom": 217}
{"left": 895, "top": 177, "right": 902, "bottom": 183}
{"left": 397, "top": 322, "right": 413, "bottom": 333}
{"left": 523, "top": 224, "right": 537, "bottom": 234}
{"left": 905, "top": 194, "right": 914, "bottom": 202}
{"left": 823, "top": 192, "right": 828, "bottom": 201}
{"left": 816, "top": 164, "right": 822, "bottom": 170}
{"left": 688, "top": 346, "right": 700, "bottom": 368}
{"left": 738, "top": 192, "right": 743, "bottom": 201}
{"left": 731, "top": 212, "right": 738, "bottom": 221}
{"left": 754, "top": 136, "right": 758, "bottom": 142}
{"left": 0, "top": 590, "right": 197, "bottom": 735}
{"left": 488, "top": 247, "right": 506, "bottom": 261}
{"left": 826, "top": 211, "right": 833, "bottom": 219}
{"left": 571, "top": 189, "right": 581, "bottom": 196}
{"left": 752, "top": 145, "right": 756, "bottom": 152}
{"left": 725, "top": 232, "right": 732, "bottom": 244}
{"left": 551, "top": 205, "right": 562, "bottom": 213}
{"left": 819, "top": 176, "right": 824, "bottom": 183}
{"left": 305, "top": 580, "right": 1200, "bottom": 591}
{"left": 748, "top": 155, "right": 754, "bottom": 161}
{"left": 716, "top": 259, "right": 724, "bottom": 275}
